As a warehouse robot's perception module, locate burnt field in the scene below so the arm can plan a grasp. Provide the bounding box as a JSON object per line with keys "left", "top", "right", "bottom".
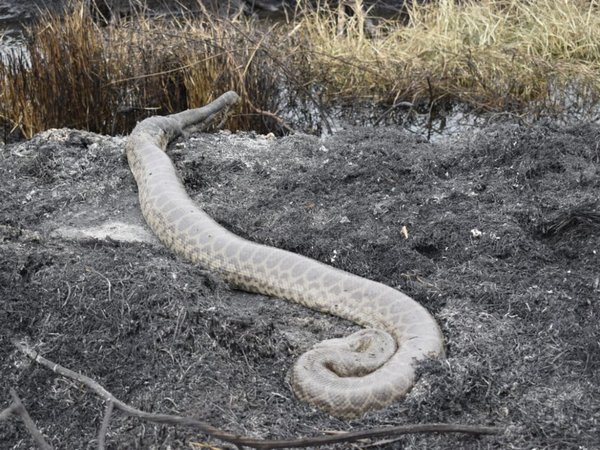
{"left": 1, "top": 121, "right": 599, "bottom": 449}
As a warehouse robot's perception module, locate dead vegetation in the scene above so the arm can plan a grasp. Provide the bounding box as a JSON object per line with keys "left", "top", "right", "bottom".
{"left": 0, "top": 0, "right": 284, "bottom": 139}
{"left": 5, "top": 340, "right": 501, "bottom": 449}
{"left": 1, "top": 119, "right": 599, "bottom": 449}
{"left": 2, "top": 0, "right": 600, "bottom": 140}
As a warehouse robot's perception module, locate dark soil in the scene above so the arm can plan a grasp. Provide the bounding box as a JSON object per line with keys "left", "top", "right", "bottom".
{"left": 1, "top": 121, "right": 599, "bottom": 449}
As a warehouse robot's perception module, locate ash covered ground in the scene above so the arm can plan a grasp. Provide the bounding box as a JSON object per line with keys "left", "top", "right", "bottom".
{"left": 1, "top": 122, "right": 599, "bottom": 449}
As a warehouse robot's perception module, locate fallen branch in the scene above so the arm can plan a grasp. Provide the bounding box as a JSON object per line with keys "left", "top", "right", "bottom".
{"left": 13, "top": 340, "right": 503, "bottom": 449}
{"left": 1, "top": 388, "right": 53, "bottom": 450}
{"left": 97, "top": 400, "right": 114, "bottom": 450}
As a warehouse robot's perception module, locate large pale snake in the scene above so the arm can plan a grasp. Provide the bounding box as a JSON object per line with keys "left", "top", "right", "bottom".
{"left": 126, "top": 91, "right": 445, "bottom": 418}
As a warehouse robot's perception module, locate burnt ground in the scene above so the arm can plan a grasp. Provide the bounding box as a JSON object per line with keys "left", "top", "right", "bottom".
{"left": 0, "top": 121, "right": 599, "bottom": 449}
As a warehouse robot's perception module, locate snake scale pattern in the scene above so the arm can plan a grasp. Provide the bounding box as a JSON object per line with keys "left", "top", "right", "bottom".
{"left": 126, "top": 92, "right": 445, "bottom": 418}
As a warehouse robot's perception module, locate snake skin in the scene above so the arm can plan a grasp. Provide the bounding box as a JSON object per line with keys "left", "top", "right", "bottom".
{"left": 126, "top": 111, "right": 445, "bottom": 418}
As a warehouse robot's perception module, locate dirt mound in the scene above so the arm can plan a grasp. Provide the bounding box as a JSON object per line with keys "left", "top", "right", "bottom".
{"left": 1, "top": 122, "right": 599, "bottom": 449}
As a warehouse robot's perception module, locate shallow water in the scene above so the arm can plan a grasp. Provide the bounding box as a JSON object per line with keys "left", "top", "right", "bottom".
{"left": 0, "top": 0, "right": 51, "bottom": 63}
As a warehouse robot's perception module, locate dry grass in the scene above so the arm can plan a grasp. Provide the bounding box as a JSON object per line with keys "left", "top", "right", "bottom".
{"left": 0, "top": 1, "right": 284, "bottom": 138}
{"left": 1, "top": 0, "right": 600, "bottom": 139}
{"left": 292, "top": 0, "right": 600, "bottom": 111}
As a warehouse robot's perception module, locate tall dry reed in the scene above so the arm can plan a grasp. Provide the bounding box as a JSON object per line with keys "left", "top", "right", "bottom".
{"left": 0, "top": 0, "right": 284, "bottom": 139}
{"left": 1, "top": 0, "right": 600, "bottom": 139}
{"left": 290, "top": 0, "right": 600, "bottom": 115}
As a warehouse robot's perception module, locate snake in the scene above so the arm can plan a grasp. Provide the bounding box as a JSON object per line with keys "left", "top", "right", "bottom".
{"left": 126, "top": 92, "right": 445, "bottom": 418}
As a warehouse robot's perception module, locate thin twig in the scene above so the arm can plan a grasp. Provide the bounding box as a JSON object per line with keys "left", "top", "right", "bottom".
{"left": 374, "top": 101, "right": 414, "bottom": 125}
{"left": 249, "top": 106, "right": 295, "bottom": 133}
{"left": 14, "top": 340, "right": 503, "bottom": 449}
{"left": 426, "top": 76, "right": 436, "bottom": 141}
{"left": 8, "top": 388, "right": 53, "bottom": 450}
{"left": 227, "top": 22, "right": 334, "bottom": 134}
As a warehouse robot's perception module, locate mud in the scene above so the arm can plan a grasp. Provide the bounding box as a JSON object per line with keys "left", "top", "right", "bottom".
{"left": 1, "top": 121, "right": 599, "bottom": 449}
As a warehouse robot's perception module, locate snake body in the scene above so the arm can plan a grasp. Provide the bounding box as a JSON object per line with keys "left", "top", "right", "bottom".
{"left": 126, "top": 93, "right": 445, "bottom": 418}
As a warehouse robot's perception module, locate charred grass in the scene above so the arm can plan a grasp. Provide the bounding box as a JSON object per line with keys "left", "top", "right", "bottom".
{"left": 1, "top": 121, "right": 599, "bottom": 449}
{"left": 2, "top": 0, "right": 600, "bottom": 140}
